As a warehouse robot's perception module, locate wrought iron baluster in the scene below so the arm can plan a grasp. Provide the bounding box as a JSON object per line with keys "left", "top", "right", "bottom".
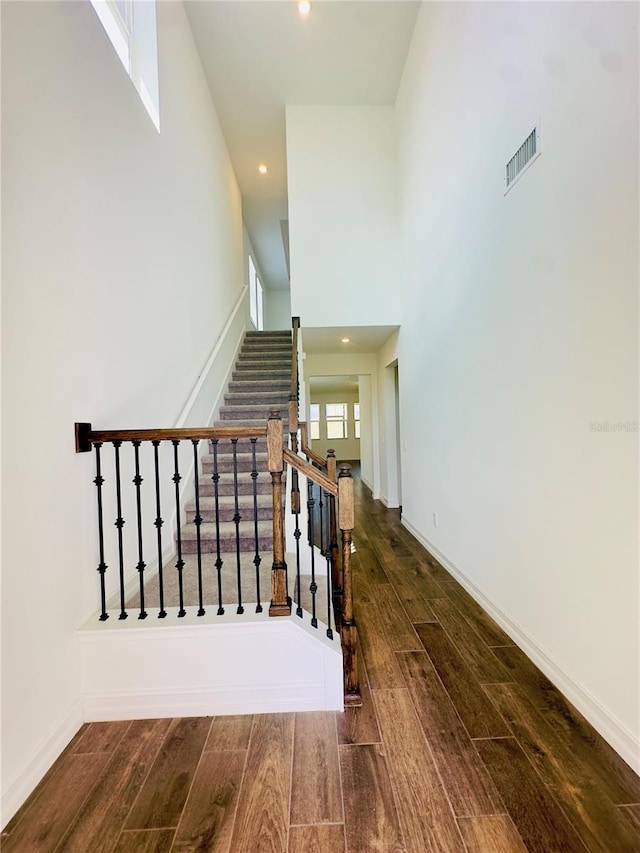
{"left": 132, "top": 441, "right": 147, "bottom": 620}
{"left": 318, "top": 486, "right": 325, "bottom": 555}
{"left": 112, "top": 440, "right": 128, "bottom": 620}
{"left": 325, "top": 551, "right": 333, "bottom": 640}
{"left": 307, "top": 476, "right": 317, "bottom": 628}
{"left": 172, "top": 440, "right": 186, "bottom": 617}
{"left": 192, "top": 439, "right": 205, "bottom": 616}
{"left": 293, "top": 468, "right": 302, "bottom": 618}
{"left": 152, "top": 440, "right": 167, "bottom": 618}
{"left": 231, "top": 438, "right": 243, "bottom": 614}
{"left": 94, "top": 443, "right": 108, "bottom": 621}
{"left": 212, "top": 439, "right": 224, "bottom": 615}
{"left": 251, "top": 437, "right": 262, "bottom": 613}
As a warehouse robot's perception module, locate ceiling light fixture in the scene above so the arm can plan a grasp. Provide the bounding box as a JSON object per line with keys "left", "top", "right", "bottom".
{"left": 341, "top": 337, "right": 350, "bottom": 344}
{"left": 298, "top": 1, "right": 311, "bottom": 16}
{"left": 258, "top": 163, "right": 268, "bottom": 174}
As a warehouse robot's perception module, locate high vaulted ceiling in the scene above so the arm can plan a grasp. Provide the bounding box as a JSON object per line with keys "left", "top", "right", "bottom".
{"left": 184, "top": 1, "right": 420, "bottom": 294}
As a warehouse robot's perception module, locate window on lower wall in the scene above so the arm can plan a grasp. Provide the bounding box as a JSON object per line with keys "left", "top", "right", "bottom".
{"left": 309, "top": 404, "right": 320, "bottom": 440}
{"left": 354, "top": 403, "right": 361, "bottom": 439}
{"left": 326, "top": 403, "right": 348, "bottom": 440}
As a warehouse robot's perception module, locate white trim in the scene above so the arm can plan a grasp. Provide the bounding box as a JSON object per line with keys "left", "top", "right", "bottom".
{"left": 82, "top": 683, "right": 334, "bottom": 721}
{"left": 401, "top": 515, "right": 640, "bottom": 775}
{"left": 0, "top": 698, "right": 84, "bottom": 828}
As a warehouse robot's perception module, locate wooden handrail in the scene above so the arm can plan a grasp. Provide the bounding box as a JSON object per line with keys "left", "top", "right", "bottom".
{"left": 283, "top": 447, "right": 337, "bottom": 496}
{"left": 75, "top": 423, "right": 266, "bottom": 452}
{"left": 298, "top": 422, "right": 327, "bottom": 470}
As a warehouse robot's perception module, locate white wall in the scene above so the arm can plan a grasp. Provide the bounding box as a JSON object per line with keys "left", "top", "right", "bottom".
{"left": 376, "top": 331, "right": 401, "bottom": 508}
{"left": 396, "top": 1, "right": 639, "bottom": 765}
{"left": 287, "top": 106, "right": 401, "bottom": 327}
{"left": 1, "top": 0, "right": 245, "bottom": 821}
{"left": 265, "top": 288, "right": 292, "bottom": 331}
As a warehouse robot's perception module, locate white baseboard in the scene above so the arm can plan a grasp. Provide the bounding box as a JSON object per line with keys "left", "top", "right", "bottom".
{"left": 1, "top": 697, "right": 84, "bottom": 829}
{"left": 401, "top": 515, "right": 640, "bottom": 775}
{"left": 82, "top": 682, "right": 335, "bottom": 721}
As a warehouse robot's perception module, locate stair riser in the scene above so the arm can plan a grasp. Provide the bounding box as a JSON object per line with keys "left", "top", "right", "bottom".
{"left": 239, "top": 341, "right": 291, "bottom": 359}
{"left": 184, "top": 506, "right": 272, "bottom": 523}
{"left": 220, "top": 407, "right": 289, "bottom": 421}
{"left": 232, "top": 368, "right": 290, "bottom": 378}
{"left": 224, "top": 393, "right": 290, "bottom": 405}
{"left": 236, "top": 355, "right": 291, "bottom": 365}
{"left": 202, "top": 453, "right": 267, "bottom": 476}
{"left": 245, "top": 332, "right": 291, "bottom": 339}
{"left": 215, "top": 415, "right": 288, "bottom": 424}
{"left": 181, "top": 535, "right": 273, "bottom": 554}
{"left": 199, "top": 481, "right": 271, "bottom": 497}
{"left": 228, "top": 383, "right": 290, "bottom": 395}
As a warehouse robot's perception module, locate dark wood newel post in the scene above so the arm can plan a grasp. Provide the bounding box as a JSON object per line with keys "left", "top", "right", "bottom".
{"left": 268, "top": 412, "right": 291, "bottom": 616}
{"left": 338, "top": 464, "right": 361, "bottom": 706}
{"left": 327, "top": 450, "right": 342, "bottom": 599}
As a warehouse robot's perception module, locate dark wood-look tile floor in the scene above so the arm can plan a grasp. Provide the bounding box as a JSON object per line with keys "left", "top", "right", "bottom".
{"left": 3, "top": 477, "right": 640, "bottom": 852}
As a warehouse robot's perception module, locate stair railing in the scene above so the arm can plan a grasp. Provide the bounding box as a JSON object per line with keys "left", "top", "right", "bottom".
{"left": 278, "top": 438, "right": 360, "bottom": 704}
{"left": 285, "top": 314, "right": 361, "bottom": 705}
{"left": 75, "top": 422, "right": 272, "bottom": 621}
{"left": 75, "top": 316, "right": 361, "bottom": 705}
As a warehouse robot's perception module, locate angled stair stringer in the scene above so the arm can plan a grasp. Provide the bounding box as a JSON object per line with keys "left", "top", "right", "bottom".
{"left": 78, "top": 609, "right": 343, "bottom": 720}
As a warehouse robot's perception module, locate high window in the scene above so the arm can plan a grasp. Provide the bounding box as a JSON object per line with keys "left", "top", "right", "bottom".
{"left": 249, "top": 256, "right": 264, "bottom": 331}
{"left": 90, "top": 0, "right": 160, "bottom": 130}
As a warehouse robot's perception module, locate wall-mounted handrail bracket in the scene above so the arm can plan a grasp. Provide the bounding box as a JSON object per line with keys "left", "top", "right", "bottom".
{"left": 75, "top": 422, "right": 93, "bottom": 453}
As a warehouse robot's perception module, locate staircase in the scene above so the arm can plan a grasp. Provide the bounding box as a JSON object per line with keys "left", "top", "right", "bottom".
{"left": 76, "top": 318, "right": 356, "bottom": 717}
{"left": 181, "top": 329, "right": 292, "bottom": 555}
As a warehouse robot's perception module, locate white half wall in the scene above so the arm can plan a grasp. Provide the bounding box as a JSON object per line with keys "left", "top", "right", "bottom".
{"left": 1, "top": 0, "right": 245, "bottom": 824}
{"left": 396, "top": 1, "right": 639, "bottom": 766}
{"left": 286, "top": 105, "right": 401, "bottom": 327}
{"left": 78, "top": 610, "right": 343, "bottom": 721}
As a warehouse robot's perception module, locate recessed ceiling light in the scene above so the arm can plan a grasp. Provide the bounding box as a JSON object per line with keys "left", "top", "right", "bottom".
{"left": 341, "top": 337, "right": 350, "bottom": 344}
{"left": 298, "top": 1, "right": 311, "bottom": 16}
{"left": 258, "top": 163, "right": 268, "bottom": 174}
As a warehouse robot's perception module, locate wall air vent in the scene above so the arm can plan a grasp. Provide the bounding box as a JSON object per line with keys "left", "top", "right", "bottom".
{"left": 505, "top": 126, "right": 541, "bottom": 193}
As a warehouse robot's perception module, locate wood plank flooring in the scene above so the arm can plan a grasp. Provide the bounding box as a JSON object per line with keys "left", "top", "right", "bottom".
{"left": 3, "top": 475, "right": 640, "bottom": 852}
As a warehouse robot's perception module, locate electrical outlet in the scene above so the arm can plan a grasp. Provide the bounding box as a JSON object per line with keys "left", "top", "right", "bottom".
{"left": 432, "top": 512, "right": 438, "bottom": 528}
